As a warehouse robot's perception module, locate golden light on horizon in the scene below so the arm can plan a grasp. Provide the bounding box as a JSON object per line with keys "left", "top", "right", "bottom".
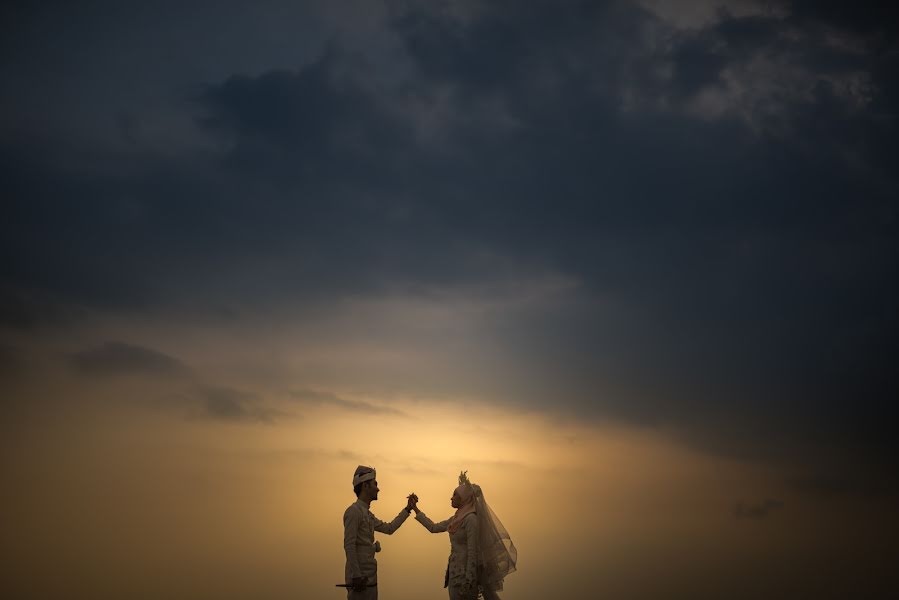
{"left": 7, "top": 374, "right": 861, "bottom": 600}
{"left": 2, "top": 347, "right": 897, "bottom": 600}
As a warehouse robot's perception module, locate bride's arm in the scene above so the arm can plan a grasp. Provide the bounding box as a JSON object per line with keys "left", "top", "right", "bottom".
{"left": 414, "top": 510, "right": 450, "bottom": 533}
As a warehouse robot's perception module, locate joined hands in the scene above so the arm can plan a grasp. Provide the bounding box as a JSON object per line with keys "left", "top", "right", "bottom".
{"left": 405, "top": 492, "right": 419, "bottom": 514}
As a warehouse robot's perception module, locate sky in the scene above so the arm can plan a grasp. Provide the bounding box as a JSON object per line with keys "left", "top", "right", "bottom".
{"left": 1, "top": 1, "right": 898, "bottom": 598}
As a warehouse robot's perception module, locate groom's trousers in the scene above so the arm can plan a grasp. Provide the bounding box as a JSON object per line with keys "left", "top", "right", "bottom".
{"left": 346, "top": 544, "right": 377, "bottom": 600}
{"left": 347, "top": 586, "right": 377, "bottom": 600}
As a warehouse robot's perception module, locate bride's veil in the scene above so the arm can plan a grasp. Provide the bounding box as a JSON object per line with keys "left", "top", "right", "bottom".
{"left": 466, "top": 477, "right": 517, "bottom": 594}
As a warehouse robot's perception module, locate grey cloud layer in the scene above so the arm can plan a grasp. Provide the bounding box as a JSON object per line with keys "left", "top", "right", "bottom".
{"left": 192, "top": 385, "right": 284, "bottom": 423}
{"left": 64, "top": 341, "right": 279, "bottom": 422}
{"left": 2, "top": 1, "right": 897, "bottom": 468}
{"left": 68, "top": 341, "right": 192, "bottom": 378}
{"left": 289, "top": 388, "right": 409, "bottom": 417}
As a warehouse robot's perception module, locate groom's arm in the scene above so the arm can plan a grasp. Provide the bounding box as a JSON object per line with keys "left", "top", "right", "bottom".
{"left": 371, "top": 506, "right": 411, "bottom": 535}
{"left": 343, "top": 505, "right": 363, "bottom": 579}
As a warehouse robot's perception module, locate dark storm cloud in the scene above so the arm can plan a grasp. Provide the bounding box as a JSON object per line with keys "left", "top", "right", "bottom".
{"left": 68, "top": 341, "right": 191, "bottom": 378}
{"left": 196, "top": 48, "right": 412, "bottom": 174}
{"left": 784, "top": 1, "right": 899, "bottom": 35}
{"left": 379, "top": 0, "right": 899, "bottom": 457}
{"left": 2, "top": 1, "right": 897, "bottom": 465}
{"left": 289, "top": 388, "right": 409, "bottom": 417}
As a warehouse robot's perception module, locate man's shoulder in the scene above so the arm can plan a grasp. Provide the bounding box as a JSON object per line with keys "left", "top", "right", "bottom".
{"left": 344, "top": 501, "right": 366, "bottom": 519}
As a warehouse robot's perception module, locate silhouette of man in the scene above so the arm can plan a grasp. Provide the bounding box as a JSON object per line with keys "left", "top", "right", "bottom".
{"left": 343, "top": 465, "right": 414, "bottom": 599}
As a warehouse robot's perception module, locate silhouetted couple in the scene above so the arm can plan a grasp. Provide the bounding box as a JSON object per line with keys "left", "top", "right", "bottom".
{"left": 343, "top": 466, "right": 517, "bottom": 599}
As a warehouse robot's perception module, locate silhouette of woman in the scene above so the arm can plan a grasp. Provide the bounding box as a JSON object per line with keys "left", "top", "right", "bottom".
{"left": 411, "top": 472, "right": 516, "bottom": 600}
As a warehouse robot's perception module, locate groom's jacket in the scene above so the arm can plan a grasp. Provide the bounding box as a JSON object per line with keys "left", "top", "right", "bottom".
{"left": 343, "top": 499, "right": 409, "bottom": 584}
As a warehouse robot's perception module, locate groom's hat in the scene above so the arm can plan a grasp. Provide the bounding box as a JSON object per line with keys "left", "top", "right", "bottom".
{"left": 352, "top": 465, "right": 376, "bottom": 487}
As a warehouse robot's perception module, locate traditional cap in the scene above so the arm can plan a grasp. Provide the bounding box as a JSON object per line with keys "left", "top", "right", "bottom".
{"left": 352, "top": 465, "right": 376, "bottom": 487}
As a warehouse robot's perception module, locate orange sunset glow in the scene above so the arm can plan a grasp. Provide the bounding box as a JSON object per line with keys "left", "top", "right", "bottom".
{"left": 3, "top": 316, "right": 897, "bottom": 599}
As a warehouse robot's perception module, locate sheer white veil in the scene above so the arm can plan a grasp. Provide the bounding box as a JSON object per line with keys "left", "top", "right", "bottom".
{"left": 460, "top": 472, "right": 517, "bottom": 597}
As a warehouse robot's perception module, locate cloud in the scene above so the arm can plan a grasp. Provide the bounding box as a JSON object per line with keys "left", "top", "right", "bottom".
{"left": 68, "top": 342, "right": 192, "bottom": 378}
{"left": 379, "top": 0, "right": 899, "bottom": 455}
{"left": 790, "top": 474, "right": 899, "bottom": 499}
{"left": 0, "top": 284, "right": 80, "bottom": 331}
{"left": 0, "top": 286, "right": 45, "bottom": 331}
{"left": 791, "top": 475, "right": 854, "bottom": 498}
{"left": 0, "top": 344, "right": 18, "bottom": 377}
{"left": 1, "top": 0, "right": 897, "bottom": 472}
{"left": 733, "top": 499, "right": 785, "bottom": 519}
{"left": 192, "top": 386, "right": 285, "bottom": 424}
{"left": 289, "top": 388, "right": 409, "bottom": 417}
{"left": 334, "top": 448, "right": 367, "bottom": 462}
{"left": 784, "top": 0, "right": 899, "bottom": 35}
{"left": 234, "top": 447, "right": 367, "bottom": 464}
{"left": 636, "top": 0, "right": 784, "bottom": 28}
